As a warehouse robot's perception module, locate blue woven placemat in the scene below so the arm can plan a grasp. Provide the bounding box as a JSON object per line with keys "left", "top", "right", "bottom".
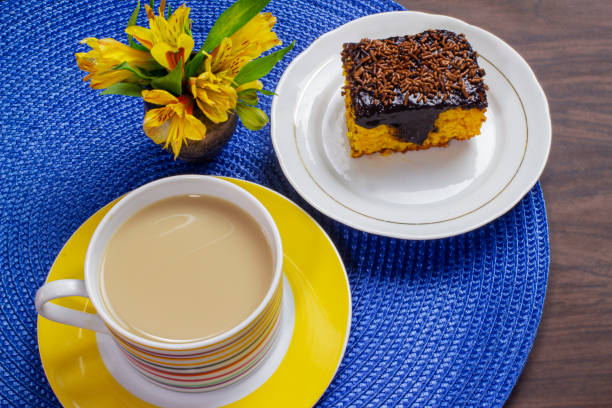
{"left": 0, "top": 0, "right": 549, "bottom": 407}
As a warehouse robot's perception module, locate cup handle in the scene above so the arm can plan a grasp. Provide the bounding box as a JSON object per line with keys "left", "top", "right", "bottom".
{"left": 35, "top": 279, "right": 109, "bottom": 334}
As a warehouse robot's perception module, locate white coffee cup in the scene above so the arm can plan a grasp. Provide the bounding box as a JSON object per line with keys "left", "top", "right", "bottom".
{"left": 35, "top": 175, "right": 283, "bottom": 392}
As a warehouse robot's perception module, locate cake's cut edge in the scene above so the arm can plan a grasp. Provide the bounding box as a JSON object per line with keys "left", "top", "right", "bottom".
{"left": 344, "top": 90, "right": 486, "bottom": 158}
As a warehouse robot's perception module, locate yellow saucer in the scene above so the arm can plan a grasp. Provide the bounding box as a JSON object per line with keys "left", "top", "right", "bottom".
{"left": 38, "top": 177, "right": 351, "bottom": 407}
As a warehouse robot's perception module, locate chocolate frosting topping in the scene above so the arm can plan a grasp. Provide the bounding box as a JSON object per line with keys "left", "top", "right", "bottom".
{"left": 341, "top": 30, "right": 488, "bottom": 144}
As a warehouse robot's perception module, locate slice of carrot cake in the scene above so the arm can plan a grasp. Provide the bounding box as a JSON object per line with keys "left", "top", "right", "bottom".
{"left": 341, "top": 29, "right": 488, "bottom": 157}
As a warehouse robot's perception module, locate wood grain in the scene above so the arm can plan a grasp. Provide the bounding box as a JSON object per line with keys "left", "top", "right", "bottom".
{"left": 391, "top": 1, "right": 612, "bottom": 406}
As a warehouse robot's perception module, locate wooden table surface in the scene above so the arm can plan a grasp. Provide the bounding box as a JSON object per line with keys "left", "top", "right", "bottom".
{"left": 392, "top": 1, "right": 612, "bottom": 406}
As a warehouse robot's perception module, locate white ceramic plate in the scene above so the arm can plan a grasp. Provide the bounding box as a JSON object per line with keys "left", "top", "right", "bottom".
{"left": 271, "top": 11, "right": 551, "bottom": 239}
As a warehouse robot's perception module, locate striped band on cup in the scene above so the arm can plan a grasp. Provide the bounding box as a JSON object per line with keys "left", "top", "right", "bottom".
{"left": 108, "top": 281, "right": 283, "bottom": 391}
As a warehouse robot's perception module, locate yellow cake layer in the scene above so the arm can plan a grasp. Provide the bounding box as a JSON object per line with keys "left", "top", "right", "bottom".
{"left": 344, "top": 91, "right": 487, "bottom": 158}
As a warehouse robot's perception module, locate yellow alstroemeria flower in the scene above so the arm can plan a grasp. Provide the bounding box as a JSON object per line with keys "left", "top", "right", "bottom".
{"left": 126, "top": 0, "right": 194, "bottom": 71}
{"left": 142, "top": 90, "right": 206, "bottom": 158}
{"left": 188, "top": 13, "right": 279, "bottom": 122}
{"left": 75, "top": 37, "right": 157, "bottom": 89}
{"left": 209, "top": 12, "right": 281, "bottom": 77}
{"left": 189, "top": 71, "right": 238, "bottom": 124}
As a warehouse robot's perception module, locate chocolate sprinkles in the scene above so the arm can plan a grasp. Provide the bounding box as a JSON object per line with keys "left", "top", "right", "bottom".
{"left": 341, "top": 29, "right": 488, "bottom": 119}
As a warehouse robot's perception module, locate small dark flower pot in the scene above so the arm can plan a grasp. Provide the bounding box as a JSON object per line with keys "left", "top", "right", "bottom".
{"left": 143, "top": 101, "right": 238, "bottom": 163}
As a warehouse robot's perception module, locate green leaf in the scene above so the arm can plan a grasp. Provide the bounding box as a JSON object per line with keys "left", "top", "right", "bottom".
{"left": 145, "top": 66, "right": 168, "bottom": 77}
{"left": 235, "top": 102, "right": 269, "bottom": 130}
{"left": 149, "top": 0, "right": 154, "bottom": 8}
{"left": 150, "top": 58, "right": 183, "bottom": 96}
{"left": 259, "top": 89, "right": 276, "bottom": 96}
{"left": 234, "top": 41, "right": 294, "bottom": 85}
{"left": 201, "top": 0, "right": 271, "bottom": 53}
{"left": 113, "top": 61, "right": 154, "bottom": 80}
{"left": 100, "top": 82, "right": 143, "bottom": 97}
{"left": 127, "top": 1, "right": 140, "bottom": 48}
{"left": 165, "top": 2, "right": 171, "bottom": 18}
{"left": 184, "top": 51, "right": 206, "bottom": 79}
{"left": 130, "top": 41, "right": 150, "bottom": 52}
{"left": 237, "top": 89, "right": 259, "bottom": 106}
